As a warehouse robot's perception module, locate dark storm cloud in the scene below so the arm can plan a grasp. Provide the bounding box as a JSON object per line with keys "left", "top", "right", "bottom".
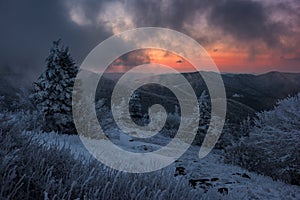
{"left": 131, "top": 0, "right": 218, "bottom": 40}
{"left": 127, "top": 0, "right": 299, "bottom": 55}
{"left": 132, "top": 0, "right": 203, "bottom": 29}
{"left": 0, "top": 0, "right": 217, "bottom": 86}
{"left": 0, "top": 0, "right": 109, "bottom": 85}
{"left": 207, "top": 0, "right": 284, "bottom": 47}
{"left": 1, "top": 0, "right": 300, "bottom": 86}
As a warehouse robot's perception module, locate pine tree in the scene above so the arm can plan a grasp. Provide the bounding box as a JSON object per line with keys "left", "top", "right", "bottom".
{"left": 30, "top": 40, "right": 78, "bottom": 134}
{"left": 129, "top": 91, "right": 143, "bottom": 119}
{"left": 194, "top": 90, "right": 211, "bottom": 145}
{"left": 198, "top": 90, "right": 210, "bottom": 124}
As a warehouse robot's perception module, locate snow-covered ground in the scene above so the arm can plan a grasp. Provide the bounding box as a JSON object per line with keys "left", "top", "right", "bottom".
{"left": 24, "top": 130, "right": 300, "bottom": 199}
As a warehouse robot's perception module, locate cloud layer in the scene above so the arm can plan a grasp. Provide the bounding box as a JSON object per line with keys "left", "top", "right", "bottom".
{"left": 0, "top": 0, "right": 299, "bottom": 83}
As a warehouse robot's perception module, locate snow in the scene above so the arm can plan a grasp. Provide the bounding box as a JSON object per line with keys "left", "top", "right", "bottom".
{"left": 24, "top": 130, "right": 300, "bottom": 199}
{"left": 232, "top": 93, "right": 244, "bottom": 98}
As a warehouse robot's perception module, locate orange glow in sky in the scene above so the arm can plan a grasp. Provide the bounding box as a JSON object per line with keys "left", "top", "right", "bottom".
{"left": 109, "top": 46, "right": 300, "bottom": 74}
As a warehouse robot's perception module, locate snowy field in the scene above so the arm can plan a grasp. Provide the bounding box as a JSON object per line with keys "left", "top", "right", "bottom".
{"left": 24, "top": 130, "right": 300, "bottom": 199}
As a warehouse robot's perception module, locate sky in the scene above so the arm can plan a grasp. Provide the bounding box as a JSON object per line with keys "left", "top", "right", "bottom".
{"left": 1, "top": 0, "right": 300, "bottom": 84}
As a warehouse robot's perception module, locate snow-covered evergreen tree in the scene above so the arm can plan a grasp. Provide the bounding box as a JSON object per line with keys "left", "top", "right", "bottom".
{"left": 129, "top": 91, "right": 143, "bottom": 119}
{"left": 198, "top": 90, "right": 210, "bottom": 125}
{"left": 194, "top": 90, "right": 211, "bottom": 145}
{"left": 30, "top": 40, "right": 78, "bottom": 134}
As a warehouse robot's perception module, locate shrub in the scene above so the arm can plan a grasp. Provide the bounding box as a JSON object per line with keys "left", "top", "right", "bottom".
{"left": 225, "top": 93, "right": 300, "bottom": 185}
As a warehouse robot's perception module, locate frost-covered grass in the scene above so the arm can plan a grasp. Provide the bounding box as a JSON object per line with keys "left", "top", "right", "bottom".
{"left": 0, "top": 113, "right": 228, "bottom": 200}
{"left": 1, "top": 92, "right": 300, "bottom": 199}
{"left": 22, "top": 130, "right": 300, "bottom": 200}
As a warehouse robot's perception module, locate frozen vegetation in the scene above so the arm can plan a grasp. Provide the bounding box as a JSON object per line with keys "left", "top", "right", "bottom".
{"left": 0, "top": 41, "right": 299, "bottom": 199}
{"left": 1, "top": 95, "right": 300, "bottom": 199}
{"left": 226, "top": 93, "right": 300, "bottom": 185}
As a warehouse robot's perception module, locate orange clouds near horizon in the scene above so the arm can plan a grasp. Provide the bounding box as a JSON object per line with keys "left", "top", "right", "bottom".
{"left": 108, "top": 49, "right": 195, "bottom": 73}
{"left": 107, "top": 47, "right": 300, "bottom": 74}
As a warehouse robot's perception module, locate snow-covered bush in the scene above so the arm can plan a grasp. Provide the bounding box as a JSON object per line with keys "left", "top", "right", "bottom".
{"left": 30, "top": 40, "right": 78, "bottom": 134}
{"left": 215, "top": 117, "right": 252, "bottom": 150}
{"left": 9, "top": 90, "right": 45, "bottom": 131}
{"left": 0, "top": 91, "right": 43, "bottom": 133}
{"left": 73, "top": 97, "right": 112, "bottom": 138}
{"left": 226, "top": 93, "right": 300, "bottom": 185}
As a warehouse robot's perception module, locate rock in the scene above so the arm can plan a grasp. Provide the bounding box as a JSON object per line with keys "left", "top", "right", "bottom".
{"left": 211, "top": 177, "right": 219, "bottom": 182}
{"left": 188, "top": 179, "right": 211, "bottom": 188}
{"left": 189, "top": 179, "right": 197, "bottom": 188}
{"left": 242, "top": 173, "right": 251, "bottom": 179}
{"left": 218, "top": 187, "right": 228, "bottom": 195}
{"left": 175, "top": 167, "right": 186, "bottom": 176}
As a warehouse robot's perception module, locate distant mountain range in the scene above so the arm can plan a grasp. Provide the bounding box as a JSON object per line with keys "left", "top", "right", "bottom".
{"left": 1, "top": 71, "right": 300, "bottom": 122}
{"left": 220, "top": 71, "right": 300, "bottom": 122}
{"left": 222, "top": 71, "right": 300, "bottom": 110}
{"left": 99, "top": 71, "right": 300, "bottom": 122}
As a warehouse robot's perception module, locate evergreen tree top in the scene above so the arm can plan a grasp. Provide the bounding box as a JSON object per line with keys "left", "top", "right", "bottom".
{"left": 30, "top": 39, "right": 79, "bottom": 134}
{"left": 46, "top": 39, "right": 76, "bottom": 71}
